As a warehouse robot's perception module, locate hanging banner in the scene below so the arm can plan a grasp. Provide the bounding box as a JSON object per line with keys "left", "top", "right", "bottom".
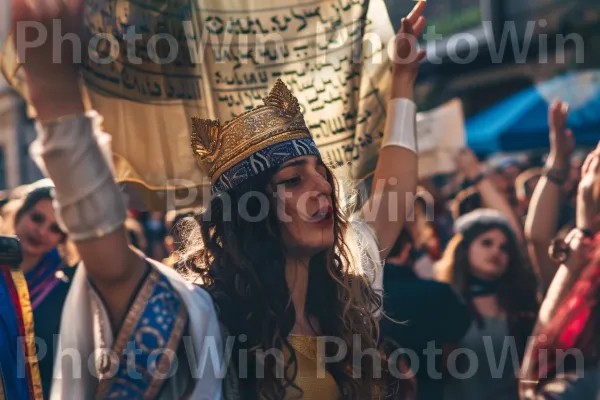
{"left": 1, "top": 0, "right": 397, "bottom": 210}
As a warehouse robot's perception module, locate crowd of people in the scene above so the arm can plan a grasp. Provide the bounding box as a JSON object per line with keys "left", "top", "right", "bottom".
{"left": 1, "top": 1, "right": 600, "bottom": 400}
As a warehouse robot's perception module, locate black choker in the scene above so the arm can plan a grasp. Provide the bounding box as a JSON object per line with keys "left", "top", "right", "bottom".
{"left": 468, "top": 276, "right": 501, "bottom": 297}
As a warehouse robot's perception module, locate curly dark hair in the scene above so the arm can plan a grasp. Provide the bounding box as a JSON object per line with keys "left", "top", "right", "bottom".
{"left": 179, "top": 164, "right": 408, "bottom": 399}
{"left": 436, "top": 222, "right": 539, "bottom": 359}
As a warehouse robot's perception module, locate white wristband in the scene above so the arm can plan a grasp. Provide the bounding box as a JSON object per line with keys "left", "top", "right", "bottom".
{"left": 381, "top": 98, "right": 417, "bottom": 153}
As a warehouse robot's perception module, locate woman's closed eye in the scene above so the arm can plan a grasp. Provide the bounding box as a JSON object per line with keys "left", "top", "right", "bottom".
{"left": 277, "top": 176, "right": 301, "bottom": 187}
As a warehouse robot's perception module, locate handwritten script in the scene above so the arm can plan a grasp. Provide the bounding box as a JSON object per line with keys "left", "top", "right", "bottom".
{"left": 3, "top": 0, "right": 397, "bottom": 209}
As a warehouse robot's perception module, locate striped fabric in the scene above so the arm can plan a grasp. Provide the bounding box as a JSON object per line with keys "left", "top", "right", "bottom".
{"left": 0, "top": 267, "right": 43, "bottom": 400}
{"left": 24, "top": 250, "right": 63, "bottom": 311}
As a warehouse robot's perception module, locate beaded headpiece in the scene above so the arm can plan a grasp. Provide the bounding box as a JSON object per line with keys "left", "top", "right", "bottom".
{"left": 191, "top": 79, "right": 320, "bottom": 192}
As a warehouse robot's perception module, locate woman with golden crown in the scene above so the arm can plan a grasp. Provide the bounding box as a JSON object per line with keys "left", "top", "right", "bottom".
{"left": 11, "top": 0, "right": 426, "bottom": 398}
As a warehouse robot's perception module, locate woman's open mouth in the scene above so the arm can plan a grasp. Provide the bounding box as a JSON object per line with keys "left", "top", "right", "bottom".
{"left": 309, "top": 205, "right": 334, "bottom": 224}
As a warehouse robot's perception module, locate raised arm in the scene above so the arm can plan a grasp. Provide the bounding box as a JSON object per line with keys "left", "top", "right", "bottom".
{"left": 13, "top": 0, "right": 146, "bottom": 328}
{"left": 519, "top": 145, "right": 600, "bottom": 400}
{"left": 524, "top": 101, "right": 574, "bottom": 291}
{"left": 456, "top": 148, "right": 524, "bottom": 242}
{"left": 362, "top": 1, "right": 426, "bottom": 259}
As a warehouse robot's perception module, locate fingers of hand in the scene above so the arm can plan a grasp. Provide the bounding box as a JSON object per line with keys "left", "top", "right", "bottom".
{"left": 13, "top": 0, "right": 62, "bottom": 21}
{"left": 550, "top": 100, "right": 568, "bottom": 123}
{"left": 401, "top": 18, "right": 414, "bottom": 35}
{"left": 582, "top": 146, "right": 600, "bottom": 176}
{"left": 413, "top": 16, "right": 426, "bottom": 37}
{"left": 12, "top": 0, "right": 38, "bottom": 21}
{"left": 407, "top": 0, "right": 426, "bottom": 25}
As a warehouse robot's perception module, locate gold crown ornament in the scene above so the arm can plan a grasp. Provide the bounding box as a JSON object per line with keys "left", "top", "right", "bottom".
{"left": 191, "top": 79, "right": 320, "bottom": 192}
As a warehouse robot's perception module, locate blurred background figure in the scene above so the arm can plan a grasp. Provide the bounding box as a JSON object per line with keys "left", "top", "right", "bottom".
{"left": 1, "top": 181, "right": 78, "bottom": 399}
{"left": 125, "top": 215, "right": 147, "bottom": 253}
{"left": 162, "top": 208, "right": 196, "bottom": 268}
{"left": 514, "top": 167, "right": 542, "bottom": 217}
{"left": 436, "top": 209, "right": 539, "bottom": 400}
{"left": 143, "top": 211, "right": 168, "bottom": 261}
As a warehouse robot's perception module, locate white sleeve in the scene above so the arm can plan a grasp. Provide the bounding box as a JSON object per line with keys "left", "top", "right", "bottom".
{"left": 29, "top": 112, "right": 127, "bottom": 241}
{"left": 346, "top": 213, "right": 384, "bottom": 314}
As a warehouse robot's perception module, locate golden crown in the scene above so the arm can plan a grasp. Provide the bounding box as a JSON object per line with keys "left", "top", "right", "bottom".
{"left": 191, "top": 80, "right": 314, "bottom": 187}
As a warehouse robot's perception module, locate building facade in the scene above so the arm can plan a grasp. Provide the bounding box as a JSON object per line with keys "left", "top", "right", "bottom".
{"left": 0, "top": 75, "right": 41, "bottom": 191}
{"left": 386, "top": 0, "right": 600, "bottom": 117}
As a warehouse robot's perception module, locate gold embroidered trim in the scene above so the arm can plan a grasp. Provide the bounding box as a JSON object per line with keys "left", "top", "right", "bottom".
{"left": 9, "top": 270, "right": 43, "bottom": 400}
{"left": 94, "top": 270, "right": 161, "bottom": 397}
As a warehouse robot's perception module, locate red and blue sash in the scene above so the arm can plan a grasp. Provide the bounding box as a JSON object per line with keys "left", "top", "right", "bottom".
{"left": 0, "top": 266, "right": 43, "bottom": 400}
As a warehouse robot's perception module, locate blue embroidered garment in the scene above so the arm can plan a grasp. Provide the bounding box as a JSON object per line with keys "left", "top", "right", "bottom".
{"left": 0, "top": 273, "right": 30, "bottom": 400}
{"left": 95, "top": 265, "right": 189, "bottom": 399}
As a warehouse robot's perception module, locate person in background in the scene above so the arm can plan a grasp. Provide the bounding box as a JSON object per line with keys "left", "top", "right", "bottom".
{"left": 486, "top": 168, "right": 511, "bottom": 200}
{"left": 497, "top": 158, "right": 523, "bottom": 209}
{"left": 381, "top": 200, "right": 472, "bottom": 400}
{"left": 2, "top": 183, "right": 78, "bottom": 399}
{"left": 144, "top": 211, "right": 168, "bottom": 261}
{"left": 519, "top": 142, "right": 600, "bottom": 399}
{"left": 514, "top": 168, "right": 542, "bottom": 218}
{"left": 162, "top": 209, "right": 196, "bottom": 268}
{"left": 454, "top": 148, "right": 524, "bottom": 242}
{"left": 525, "top": 100, "right": 576, "bottom": 293}
{"left": 124, "top": 217, "right": 147, "bottom": 253}
{"left": 418, "top": 178, "right": 455, "bottom": 253}
{"left": 451, "top": 186, "right": 481, "bottom": 220}
{"left": 436, "top": 209, "right": 538, "bottom": 400}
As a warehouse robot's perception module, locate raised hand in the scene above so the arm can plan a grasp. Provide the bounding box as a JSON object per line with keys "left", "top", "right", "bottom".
{"left": 547, "top": 99, "right": 575, "bottom": 167}
{"left": 11, "top": 0, "right": 85, "bottom": 120}
{"left": 391, "top": 0, "right": 427, "bottom": 100}
{"left": 576, "top": 143, "right": 600, "bottom": 231}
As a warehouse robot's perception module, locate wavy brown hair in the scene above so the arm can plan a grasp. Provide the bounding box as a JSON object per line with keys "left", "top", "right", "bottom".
{"left": 179, "top": 163, "right": 408, "bottom": 399}
{"left": 436, "top": 222, "right": 538, "bottom": 359}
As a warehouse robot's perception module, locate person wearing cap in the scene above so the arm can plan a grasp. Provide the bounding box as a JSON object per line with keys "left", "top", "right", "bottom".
{"left": 436, "top": 209, "right": 539, "bottom": 400}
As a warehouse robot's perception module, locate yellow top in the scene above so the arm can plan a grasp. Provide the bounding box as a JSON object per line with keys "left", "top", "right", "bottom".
{"left": 283, "top": 336, "right": 340, "bottom": 399}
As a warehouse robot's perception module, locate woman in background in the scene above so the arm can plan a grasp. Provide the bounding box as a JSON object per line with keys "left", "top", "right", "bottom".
{"left": 436, "top": 209, "right": 538, "bottom": 400}
{"left": 4, "top": 183, "right": 78, "bottom": 399}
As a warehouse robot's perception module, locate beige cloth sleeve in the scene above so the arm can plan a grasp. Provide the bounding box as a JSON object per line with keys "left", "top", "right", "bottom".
{"left": 29, "top": 112, "right": 127, "bottom": 241}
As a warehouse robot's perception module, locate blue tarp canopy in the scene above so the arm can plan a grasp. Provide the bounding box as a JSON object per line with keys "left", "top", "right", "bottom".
{"left": 466, "top": 70, "right": 600, "bottom": 155}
